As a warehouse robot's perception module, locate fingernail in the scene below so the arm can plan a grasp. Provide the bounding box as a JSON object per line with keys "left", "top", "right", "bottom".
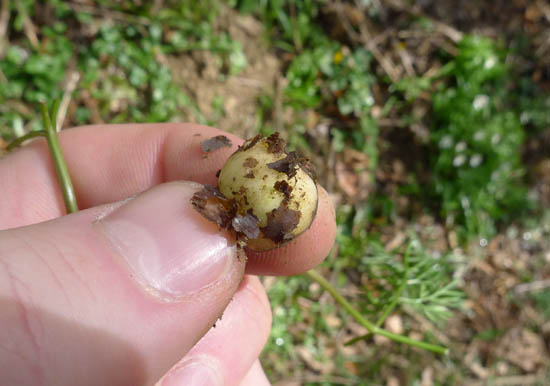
{"left": 99, "top": 181, "right": 235, "bottom": 300}
{"left": 160, "top": 357, "right": 223, "bottom": 386}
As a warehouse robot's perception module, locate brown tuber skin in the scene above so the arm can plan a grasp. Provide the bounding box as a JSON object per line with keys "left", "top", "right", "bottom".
{"left": 191, "top": 133, "right": 318, "bottom": 251}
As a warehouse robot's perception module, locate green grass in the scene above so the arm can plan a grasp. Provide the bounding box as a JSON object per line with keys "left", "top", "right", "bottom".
{"left": 0, "top": 0, "right": 246, "bottom": 138}
{"left": 231, "top": 0, "right": 327, "bottom": 53}
{"left": 429, "top": 36, "right": 531, "bottom": 240}
{"left": 284, "top": 44, "right": 379, "bottom": 167}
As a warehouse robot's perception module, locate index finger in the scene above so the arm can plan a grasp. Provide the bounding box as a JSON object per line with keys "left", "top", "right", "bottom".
{"left": 0, "top": 123, "right": 336, "bottom": 275}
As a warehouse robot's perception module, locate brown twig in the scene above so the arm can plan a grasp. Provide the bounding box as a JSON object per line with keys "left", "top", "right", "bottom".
{"left": 273, "top": 76, "right": 284, "bottom": 134}
{"left": 68, "top": 1, "right": 152, "bottom": 26}
{"left": 396, "top": 44, "right": 416, "bottom": 76}
{"left": 296, "top": 374, "right": 362, "bottom": 385}
{"left": 56, "top": 67, "right": 80, "bottom": 131}
{"left": 467, "top": 373, "right": 547, "bottom": 386}
{"left": 0, "top": 0, "right": 9, "bottom": 49}
{"left": 14, "top": 1, "right": 39, "bottom": 49}
{"left": 4, "top": 100, "right": 33, "bottom": 116}
{"left": 332, "top": 1, "right": 401, "bottom": 82}
{"left": 514, "top": 279, "right": 550, "bottom": 294}
{"left": 434, "top": 21, "right": 463, "bottom": 43}
{"left": 364, "top": 39, "right": 401, "bottom": 82}
{"left": 383, "top": 0, "right": 463, "bottom": 42}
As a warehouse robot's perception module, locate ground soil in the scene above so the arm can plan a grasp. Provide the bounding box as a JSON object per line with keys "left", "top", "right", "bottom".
{"left": 168, "top": 10, "right": 280, "bottom": 139}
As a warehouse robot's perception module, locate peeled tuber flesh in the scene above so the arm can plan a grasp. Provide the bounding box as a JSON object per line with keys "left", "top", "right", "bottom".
{"left": 191, "top": 133, "right": 318, "bottom": 251}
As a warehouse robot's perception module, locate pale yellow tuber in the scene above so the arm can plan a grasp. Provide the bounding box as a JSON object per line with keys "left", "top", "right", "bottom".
{"left": 217, "top": 133, "right": 318, "bottom": 251}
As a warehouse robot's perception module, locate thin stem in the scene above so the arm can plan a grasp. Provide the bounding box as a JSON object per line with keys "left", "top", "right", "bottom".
{"left": 41, "top": 103, "right": 79, "bottom": 214}
{"left": 305, "top": 269, "right": 449, "bottom": 355}
{"left": 6, "top": 130, "right": 46, "bottom": 151}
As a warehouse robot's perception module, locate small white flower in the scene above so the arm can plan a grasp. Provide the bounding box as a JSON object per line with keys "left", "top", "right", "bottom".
{"left": 484, "top": 56, "right": 497, "bottom": 69}
{"left": 470, "top": 154, "right": 483, "bottom": 167}
{"left": 365, "top": 95, "right": 374, "bottom": 106}
{"left": 491, "top": 133, "right": 501, "bottom": 145}
{"left": 453, "top": 154, "right": 466, "bottom": 167}
{"left": 439, "top": 135, "right": 453, "bottom": 149}
{"left": 455, "top": 141, "right": 467, "bottom": 152}
{"left": 152, "top": 88, "right": 163, "bottom": 101}
{"left": 473, "top": 94, "right": 489, "bottom": 110}
{"left": 12, "top": 46, "right": 29, "bottom": 61}
{"left": 480, "top": 238, "right": 488, "bottom": 247}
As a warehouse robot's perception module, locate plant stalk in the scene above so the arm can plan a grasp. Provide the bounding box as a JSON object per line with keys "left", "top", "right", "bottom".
{"left": 41, "top": 103, "right": 79, "bottom": 214}
{"left": 305, "top": 269, "right": 449, "bottom": 355}
{"left": 6, "top": 130, "right": 46, "bottom": 151}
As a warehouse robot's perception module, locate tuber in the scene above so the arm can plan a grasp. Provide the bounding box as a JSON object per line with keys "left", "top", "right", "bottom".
{"left": 191, "top": 133, "right": 318, "bottom": 251}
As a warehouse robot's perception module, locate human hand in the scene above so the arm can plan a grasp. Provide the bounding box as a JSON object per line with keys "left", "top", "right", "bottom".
{"left": 0, "top": 124, "right": 336, "bottom": 385}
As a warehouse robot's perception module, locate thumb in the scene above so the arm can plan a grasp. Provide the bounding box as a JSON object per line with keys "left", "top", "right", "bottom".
{"left": 0, "top": 181, "right": 245, "bottom": 385}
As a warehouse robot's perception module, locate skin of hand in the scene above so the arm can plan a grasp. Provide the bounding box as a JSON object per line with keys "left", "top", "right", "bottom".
{"left": 0, "top": 123, "right": 336, "bottom": 385}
